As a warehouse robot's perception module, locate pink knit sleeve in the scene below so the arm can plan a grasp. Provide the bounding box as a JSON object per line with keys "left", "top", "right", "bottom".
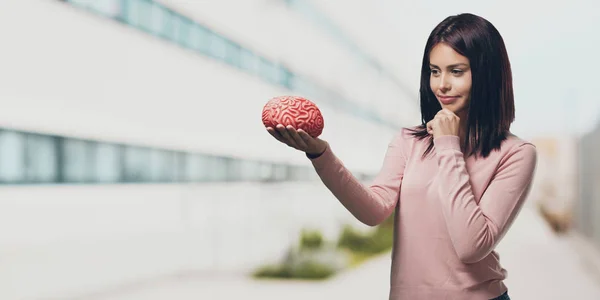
{"left": 307, "top": 130, "right": 408, "bottom": 226}
{"left": 434, "top": 135, "right": 537, "bottom": 263}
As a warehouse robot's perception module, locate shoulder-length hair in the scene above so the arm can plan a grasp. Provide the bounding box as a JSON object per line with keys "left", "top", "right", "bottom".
{"left": 408, "top": 13, "right": 515, "bottom": 158}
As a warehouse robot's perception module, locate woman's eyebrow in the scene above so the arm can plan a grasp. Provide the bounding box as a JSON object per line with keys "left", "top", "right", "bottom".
{"left": 429, "top": 63, "right": 469, "bottom": 68}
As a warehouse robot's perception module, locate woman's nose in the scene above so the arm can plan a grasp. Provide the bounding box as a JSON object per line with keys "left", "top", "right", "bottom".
{"left": 438, "top": 75, "right": 451, "bottom": 92}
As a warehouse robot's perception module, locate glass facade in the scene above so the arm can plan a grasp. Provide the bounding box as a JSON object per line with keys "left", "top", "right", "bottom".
{"left": 0, "top": 128, "right": 377, "bottom": 184}
{"left": 6, "top": 0, "right": 384, "bottom": 185}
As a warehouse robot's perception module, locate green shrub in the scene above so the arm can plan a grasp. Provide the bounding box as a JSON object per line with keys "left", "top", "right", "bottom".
{"left": 299, "top": 229, "right": 324, "bottom": 250}
{"left": 253, "top": 215, "right": 397, "bottom": 280}
{"left": 252, "top": 261, "right": 335, "bottom": 280}
{"left": 337, "top": 214, "right": 395, "bottom": 254}
{"left": 253, "top": 264, "right": 292, "bottom": 279}
{"left": 291, "top": 261, "right": 335, "bottom": 279}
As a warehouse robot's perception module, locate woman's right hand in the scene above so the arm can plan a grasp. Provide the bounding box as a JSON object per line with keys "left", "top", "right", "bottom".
{"left": 266, "top": 124, "right": 328, "bottom": 157}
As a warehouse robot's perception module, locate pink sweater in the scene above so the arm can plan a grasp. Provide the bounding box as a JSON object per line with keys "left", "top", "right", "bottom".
{"left": 308, "top": 127, "right": 537, "bottom": 299}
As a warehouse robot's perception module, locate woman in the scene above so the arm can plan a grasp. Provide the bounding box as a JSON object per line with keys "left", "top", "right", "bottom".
{"left": 266, "top": 13, "right": 536, "bottom": 300}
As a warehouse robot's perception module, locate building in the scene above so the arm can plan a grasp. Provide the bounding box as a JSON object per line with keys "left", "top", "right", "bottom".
{"left": 0, "top": 0, "right": 419, "bottom": 298}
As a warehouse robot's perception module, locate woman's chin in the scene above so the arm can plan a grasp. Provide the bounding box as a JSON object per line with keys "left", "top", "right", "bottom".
{"left": 440, "top": 102, "right": 467, "bottom": 114}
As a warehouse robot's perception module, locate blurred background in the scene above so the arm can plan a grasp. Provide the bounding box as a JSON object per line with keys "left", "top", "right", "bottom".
{"left": 0, "top": 0, "right": 599, "bottom": 299}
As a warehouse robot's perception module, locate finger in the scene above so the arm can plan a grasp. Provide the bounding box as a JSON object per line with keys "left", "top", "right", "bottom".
{"left": 286, "top": 126, "right": 308, "bottom": 149}
{"left": 276, "top": 124, "right": 298, "bottom": 148}
{"left": 440, "top": 109, "right": 459, "bottom": 119}
{"left": 435, "top": 111, "right": 452, "bottom": 123}
{"left": 297, "top": 129, "right": 318, "bottom": 148}
{"left": 426, "top": 121, "right": 434, "bottom": 134}
{"left": 266, "top": 127, "right": 287, "bottom": 143}
{"left": 437, "top": 108, "right": 453, "bottom": 116}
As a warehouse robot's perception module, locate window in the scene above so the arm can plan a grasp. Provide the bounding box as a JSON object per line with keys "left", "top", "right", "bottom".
{"left": 124, "top": 0, "right": 153, "bottom": 31}
{"left": 184, "top": 153, "right": 210, "bottom": 182}
{"left": 209, "top": 156, "right": 230, "bottom": 182}
{"left": 257, "top": 162, "right": 274, "bottom": 182}
{"left": 89, "top": 0, "right": 122, "bottom": 18}
{"left": 124, "top": 146, "right": 152, "bottom": 182}
{"left": 172, "top": 15, "right": 193, "bottom": 48}
{"left": 224, "top": 40, "right": 242, "bottom": 69}
{"left": 238, "top": 160, "right": 262, "bottom": 181}
{"left": 93, "top": 142, "right": 121, "bottom": 183}
{"left": 209, "top": 33, "right": 227, "bottom": 61}
{"left": 150, "top": 3, "right": 170, "bottom": 37}
{"left": 62, "top": 139, "right": 94, "bottom": 183}
{"left": 0, "top": 128, "right": 356, "bottom": 184}
{"left": 150, "top": 149, "right": 178, "bottom": 182}
{"left": 259, "top": 57, "right": 278, "bottom": 84}
{"left": 0, "top": 131, "right": 25, "bottom": 183}
{"left": 272, "top": 164, "right": 288, "bottom": 181}
{"left": 240, "top": 48, "right": 258, "bottom": 74}
{"left": 68, "top": 0, "right": 122, "bottom": 18}
{"left": 189, "top": 24, "right": 211, "bottom": 55}
{"left": 26, "top": 134, "right": 58, "bottom": 183}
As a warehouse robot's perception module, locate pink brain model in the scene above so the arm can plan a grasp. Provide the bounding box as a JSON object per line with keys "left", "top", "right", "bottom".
{"left": 262, "top": 95, "right": 324, "bottom": 138}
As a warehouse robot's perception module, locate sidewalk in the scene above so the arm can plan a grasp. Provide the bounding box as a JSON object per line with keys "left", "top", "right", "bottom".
{"left": 80, "top": 205, "right": 600, "bottom": 300}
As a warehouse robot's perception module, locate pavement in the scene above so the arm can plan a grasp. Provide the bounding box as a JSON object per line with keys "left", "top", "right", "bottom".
{"left": 77, "top": 205, "right": 600, "bottom": 300}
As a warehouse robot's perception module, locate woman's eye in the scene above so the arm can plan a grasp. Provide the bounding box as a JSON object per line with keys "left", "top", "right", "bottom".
{"left": 452, "top": 69, "right": 463, "bottom": 75}
{"left": 430, "top": 69, "right": 440, "bottom": 75}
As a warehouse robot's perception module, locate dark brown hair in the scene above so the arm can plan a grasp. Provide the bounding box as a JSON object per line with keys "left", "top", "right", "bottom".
{"left": 408, "top": 13, "right": 514, "bottom": 158}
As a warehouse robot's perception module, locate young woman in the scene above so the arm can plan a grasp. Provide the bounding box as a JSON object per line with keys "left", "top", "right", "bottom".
{"left": 266, "top": 13, "right": 536, "bottom": 300}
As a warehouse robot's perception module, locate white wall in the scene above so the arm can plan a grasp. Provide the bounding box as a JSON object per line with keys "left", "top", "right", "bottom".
{"left": 0, "top": 183, "right": 368, "bottom": 299}
{"left": 0, "top": 0, "right": 412, "bottom": 174}
{"left": 157, "top": 0, "right": 420, "bottom": 126}
{"left": 0, "top": 1, "right": 405, "bottom": 298}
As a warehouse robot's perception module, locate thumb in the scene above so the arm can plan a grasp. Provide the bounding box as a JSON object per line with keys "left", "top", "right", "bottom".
{"left": 426, "top": 121, "right": 434, "bottom": 134}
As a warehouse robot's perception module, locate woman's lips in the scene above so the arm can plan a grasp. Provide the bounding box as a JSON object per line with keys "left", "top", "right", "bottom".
{"left": 438, "top": 96, "right": 459, "bottom": 105}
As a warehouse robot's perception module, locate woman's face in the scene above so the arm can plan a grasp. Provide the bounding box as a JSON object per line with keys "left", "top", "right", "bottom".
{"left": 429, "top": 43, "right": 472, "bottom": 116}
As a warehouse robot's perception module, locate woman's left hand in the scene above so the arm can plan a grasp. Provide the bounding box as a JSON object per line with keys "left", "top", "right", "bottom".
{"left": 427, "top": 109, "right": 460, "bottom": 139}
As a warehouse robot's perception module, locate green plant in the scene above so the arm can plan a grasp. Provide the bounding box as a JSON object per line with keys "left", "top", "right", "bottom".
{"left": 337, "top": 214, "right": 395, "bottom": 255}
{"left": 252, "top": 261, "right": 335, "bottom": 280}
{"left": 291, "top": 261, "right": 335, "bottom": 279}
{"left": 299, "top": 229, "right": 324, "bottom": 250}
